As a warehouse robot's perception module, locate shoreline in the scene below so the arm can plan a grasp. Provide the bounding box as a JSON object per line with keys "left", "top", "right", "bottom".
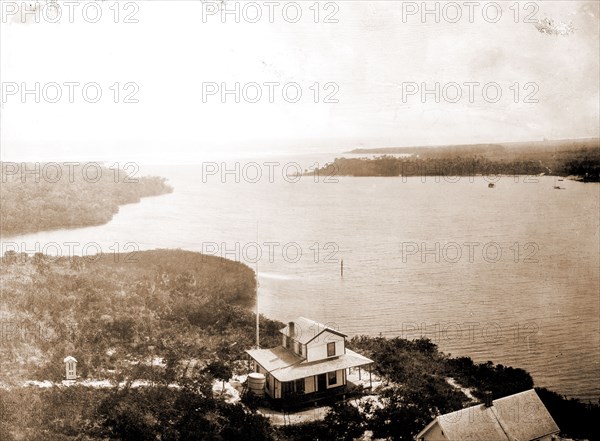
{"left": 0, "top": 190, "right": 173, "bottom": 240}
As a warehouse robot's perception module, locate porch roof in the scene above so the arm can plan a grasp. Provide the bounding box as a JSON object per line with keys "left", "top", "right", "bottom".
{"left": 246, "top": 346, "right": 373, "bottom": 382}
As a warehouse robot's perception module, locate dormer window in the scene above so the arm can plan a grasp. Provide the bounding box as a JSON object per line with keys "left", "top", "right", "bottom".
{"left": 327, "top": 342, "right": 336, "bottom": 357}
{"left": 277, "top": 317, "right": 349, "bottom": 362}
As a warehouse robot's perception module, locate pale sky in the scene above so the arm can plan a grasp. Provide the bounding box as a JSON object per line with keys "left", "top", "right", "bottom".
{"left": 0, "top": 0, "right": 598, "bottom": 162}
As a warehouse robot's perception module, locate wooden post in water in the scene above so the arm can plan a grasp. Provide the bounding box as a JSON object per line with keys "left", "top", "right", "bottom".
{"left": 255, "top": 280, "right": 259, "bottom": 348}
{"left": 255, "top": 224, "right": 260, "bottom": 349}
{"left": 341, "top": 259, "right": 344, "bottom": 277}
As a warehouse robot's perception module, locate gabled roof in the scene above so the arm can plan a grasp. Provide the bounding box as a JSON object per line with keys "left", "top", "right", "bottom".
{"left": 427, "top": 405, "right": 510, "bottom": 441}
{"left": 246, "top": 346, "right": 372, "bottom": 382}
{"left": 416, "top": 389, "right": 559, "bottom": 441}
{"left": 63, "top": 356, "right": 77, "bottom": 363}
{"left": 280, "top": 317, "right": 347, "bottom": 345}
{"left": 493, "top": 389, "right": 560, "bottom": 441}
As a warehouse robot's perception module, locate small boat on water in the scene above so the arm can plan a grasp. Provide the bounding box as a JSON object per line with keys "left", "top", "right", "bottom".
{"left": 488, "top": 183, "right": 495, "bottom": 188}
{"left": 554, "top": 177, "right": 566, "bottom": 189}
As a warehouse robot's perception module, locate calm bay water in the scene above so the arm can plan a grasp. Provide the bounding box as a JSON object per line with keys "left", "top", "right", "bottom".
{"left": 6, "top": 159, "right": 599, "bottom": 400}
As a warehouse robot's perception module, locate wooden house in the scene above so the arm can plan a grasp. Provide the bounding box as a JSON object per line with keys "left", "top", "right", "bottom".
{"left": 246, "top": 317, "right": 373, "bottom": 407}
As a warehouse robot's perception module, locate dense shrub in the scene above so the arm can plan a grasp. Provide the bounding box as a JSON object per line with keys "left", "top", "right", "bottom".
{"left": 536, "top": 387, "right": 600, "bottom": 441}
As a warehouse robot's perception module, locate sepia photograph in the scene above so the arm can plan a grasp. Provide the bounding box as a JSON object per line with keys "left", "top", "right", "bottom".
{"left": 0, "top": 1, "right": 599, "bottom": 440}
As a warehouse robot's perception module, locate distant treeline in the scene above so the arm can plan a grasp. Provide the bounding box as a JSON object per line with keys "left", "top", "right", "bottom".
{"left": 1, "top": 250, "right": 597, "bottom": 441}
{"left": 319, "top": 138, "right": 600, "bottom": 181}
{"left": 0, "top": 162, "right": 173, "bottom": 237}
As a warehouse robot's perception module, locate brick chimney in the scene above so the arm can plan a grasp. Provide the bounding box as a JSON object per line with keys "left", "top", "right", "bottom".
{"left": 288, "top": 321, "right": 295, "bottom": 338}
{"left": 484, "top": 391, "right": 493, "bottom": 407}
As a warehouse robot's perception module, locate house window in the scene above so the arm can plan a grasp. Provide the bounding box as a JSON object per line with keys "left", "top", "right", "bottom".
{"left": 298, "top": 344, "right": 303, "bottom": 356}
{"left": 285, "top": 336, "right": 291, "bottom": 348}
{"left": 282, "top": 381, "right": 293, "bottom": 397}
{"left": 327, "top": 342, "right": 336, "bottom": 357}
{"left": 328, "top": 371, "right": 337, "bottom": 386}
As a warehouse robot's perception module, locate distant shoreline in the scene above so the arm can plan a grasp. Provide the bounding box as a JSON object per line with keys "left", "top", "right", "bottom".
{"left": 306, "top": 138, "right": 600, "bottom": 182}
{"left": 345, "top": 137, "right": 600, "bottom": 155}
{"left": 0, "top": 162, "right": 173, "bottom": 238}
{"left": 0, "top": 191, "right": 173, "bottom": 240}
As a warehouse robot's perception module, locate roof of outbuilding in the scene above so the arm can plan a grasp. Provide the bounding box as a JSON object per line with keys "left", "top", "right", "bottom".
{"left": 246, "top": 346, "right": 373, "bottom": 382}
{"left": 280, "top": 317, "right": 347, "bottom": 345}
{"left": 434, "top": 405, "right": 512, "bottom": 441}
{"left": 492, "top": 389, "right": 560, "bottom": 441}
{"left": 417, "top": 389, "right": 560, "bottom": 441}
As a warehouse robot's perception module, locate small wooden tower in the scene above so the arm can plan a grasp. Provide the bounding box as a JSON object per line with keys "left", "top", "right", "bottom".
{"left": 63, "top": 356, "right": 77, "bottom": 380}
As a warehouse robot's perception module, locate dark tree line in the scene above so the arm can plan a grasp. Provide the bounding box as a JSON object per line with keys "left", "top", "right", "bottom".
{"left": 315, "top": 139, "right": 600, "bottom": 182}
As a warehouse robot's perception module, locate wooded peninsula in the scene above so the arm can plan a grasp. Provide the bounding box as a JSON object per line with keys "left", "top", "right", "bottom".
{"left": 0, "top": 162, "right": 173, "bottom": 237}
{"left": 312, "top": 138, "right": 600, "bottom": 182}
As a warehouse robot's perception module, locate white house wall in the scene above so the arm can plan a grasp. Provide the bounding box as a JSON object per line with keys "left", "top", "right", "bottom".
{"left": 266, "top": 374, "right": 275, "bottom": 397}
{"left": 306, "top": 331, "right": 345, "bottom": 362}
{"left": 274, "top": 380, "right": 281, "bottom": 399}
{"left": 305, "top": 376, "right": 315, "bottom": 393}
